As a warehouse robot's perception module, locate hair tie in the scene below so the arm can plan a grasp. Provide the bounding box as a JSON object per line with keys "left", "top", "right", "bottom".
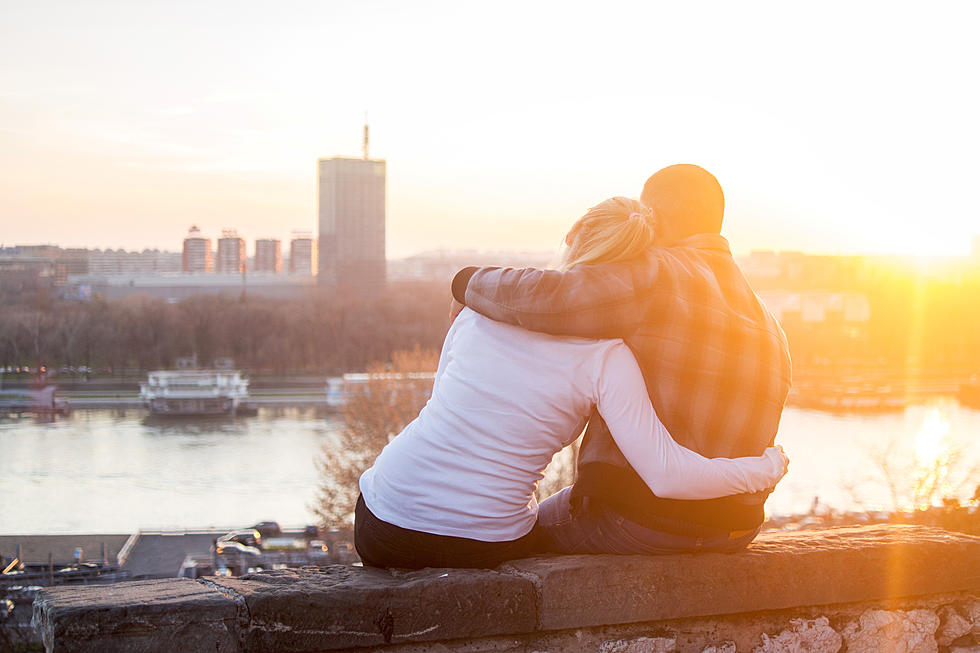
{"left": 628, "top": 212, "right": 642, "bottom": 219}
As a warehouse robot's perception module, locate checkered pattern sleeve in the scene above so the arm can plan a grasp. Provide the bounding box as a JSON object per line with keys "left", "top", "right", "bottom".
{"left": 460, "top": 258, "right": 656, "bottom": 339}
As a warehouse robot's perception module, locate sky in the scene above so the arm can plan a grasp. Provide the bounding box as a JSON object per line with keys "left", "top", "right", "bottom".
{"left": 2, "top": 0, "right": 979, "bottom": 258}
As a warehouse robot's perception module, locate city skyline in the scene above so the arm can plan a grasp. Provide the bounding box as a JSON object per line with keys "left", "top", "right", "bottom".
{"left": 2, "top": 2, "right": 980, "bottom": 258}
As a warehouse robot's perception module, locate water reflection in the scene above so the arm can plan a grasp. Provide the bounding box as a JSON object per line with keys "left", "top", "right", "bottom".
{"left": 0, "top": 407, "right": 341, "bottom": 534}
{"left": 915, "top": 408, "right": 951, "bottom": 464}
{"left": 910, "top": 405, "right": 970, "bottom": 511}
{"left": 767, "top": 399, "right": 978, "bottom": 516}
{"left": 0, "top": 405, "right": 977, "bottom": 534}
{"left": 142, "top": 415, "right": 250, "bottom": 438}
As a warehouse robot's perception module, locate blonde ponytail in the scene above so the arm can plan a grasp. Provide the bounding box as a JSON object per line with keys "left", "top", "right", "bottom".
{"left": 558, "top": 197, "right": 654, "bottom": 270}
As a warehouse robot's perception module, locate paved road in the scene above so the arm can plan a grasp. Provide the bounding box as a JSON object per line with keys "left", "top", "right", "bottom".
{"left": 0, "top": 534, "right": 130, "bottom": 566}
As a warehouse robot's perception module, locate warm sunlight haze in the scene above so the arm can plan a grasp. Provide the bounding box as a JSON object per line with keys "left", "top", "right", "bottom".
{"left": 2, "top": 1, "right": 980, "bottom": 257}
{"left": 3, "top": 6, "right": 980, "bottom": 649}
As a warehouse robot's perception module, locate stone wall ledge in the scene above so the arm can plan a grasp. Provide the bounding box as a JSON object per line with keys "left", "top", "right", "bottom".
{"left": 32, "top": 525, "right": 980, "bottom": 652}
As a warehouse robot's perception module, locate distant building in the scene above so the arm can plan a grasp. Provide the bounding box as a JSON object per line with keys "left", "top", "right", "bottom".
{"left": 62, "top": 273, "right": 314, "bottom": 302}
{"left": 215, "top": 230, "right": 245, "bottom": 274}
{"left": 8, "top": 245, "right": 61, "bottom": 259}
{"left": 756, "top": 291, "right": 871, "bottom": 324}
{"left": 289, "top": 233, "right": 316, "bottom": 275}
{"left": 89, "top": 249, "right": 180, "bottom": 276}
{"left": 60, "top": 248, "right": 91, "bottom": 275}
{"left": 0, "top": 257, "right": 59, "bottom": 294}
{"left": 254, "top": 239, "right": 282, "bottom": 273}
{"left": 182, "top": 226, "right": 212, "bottom": 273}
{"left": 1, "top": 245, "right": 184, "bottom": 280}
{"left": 317, "top": 154, "right": 386, "bottom": 292}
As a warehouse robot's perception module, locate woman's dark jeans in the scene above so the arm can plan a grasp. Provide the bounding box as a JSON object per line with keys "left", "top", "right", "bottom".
{"left": 354, "top": 494, "right": 541, "bottom": 569}
{"left": 537, "top": 486, "right": 760, "bottom": 555}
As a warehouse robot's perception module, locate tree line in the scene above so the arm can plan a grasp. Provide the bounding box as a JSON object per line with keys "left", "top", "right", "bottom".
{"left": 0, "top": 281, "right": 451, "bottom": 376}
{"left": 3, "top": 266, "right": 980, "bottom": 380}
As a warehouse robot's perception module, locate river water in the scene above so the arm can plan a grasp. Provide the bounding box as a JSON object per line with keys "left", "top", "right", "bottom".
{"left": 1, "top": 402, "right": 978, "bottom": 534}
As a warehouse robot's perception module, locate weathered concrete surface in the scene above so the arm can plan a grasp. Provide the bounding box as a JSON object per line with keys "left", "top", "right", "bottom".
{"left": 501, "top": 525, "right": 980, "bottom": 631}
{"left": 32, "top": 577, "right": 238, "bottom": 653}
{"left": 206, "top": 564, "right": 537, "bottom": 651}
{"left": 337, "top": 596, "right": 980, "bottom": 653}
{"left": 31, "top": 525, "right": 980, "bottom": 652}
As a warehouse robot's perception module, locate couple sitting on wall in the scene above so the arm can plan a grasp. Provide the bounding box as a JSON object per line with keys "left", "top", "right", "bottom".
{"left": 355, "top": 164, "right": 793, "bottom": 569}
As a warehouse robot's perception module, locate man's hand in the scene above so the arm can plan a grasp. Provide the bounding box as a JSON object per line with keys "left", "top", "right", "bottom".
{"left": 450, "top": 298, "right": 465, "bottom": 324}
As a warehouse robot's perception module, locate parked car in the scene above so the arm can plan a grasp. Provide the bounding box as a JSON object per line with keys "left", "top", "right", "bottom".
{"left": 308, "top": 539, "right": 329, "bottom": 552}
{"left": 218, "top": 529, "right": 262, "bottom": 549}
{"left": 215, "top": 540, "right": 261, "bottom": 557}
{"left": 251, "top": 521, "right": 282, "bottom": 538}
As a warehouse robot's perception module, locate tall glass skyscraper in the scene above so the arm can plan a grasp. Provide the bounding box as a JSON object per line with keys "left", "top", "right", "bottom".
{"left": 316, "top": 156, "right": 386, "bottom": 292}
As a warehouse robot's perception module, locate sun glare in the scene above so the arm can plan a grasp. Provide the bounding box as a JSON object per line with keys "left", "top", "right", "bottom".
{"left": 914, "top": 408, "right": 950, "bottom": 464}
{"left": 910, "top": 407, "right": 955, "bottom": 510}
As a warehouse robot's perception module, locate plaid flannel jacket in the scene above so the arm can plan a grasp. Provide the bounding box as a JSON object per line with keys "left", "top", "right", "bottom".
{"left": 454, "top": 234, "right": 792, "bottom": 529}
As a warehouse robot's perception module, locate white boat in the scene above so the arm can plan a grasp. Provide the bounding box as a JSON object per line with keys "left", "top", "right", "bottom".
{"left": 140, "top": 370, "right": 249, "bottom": 416}
{"left": 325, "top": 372, "right": 435, "bottom": 409}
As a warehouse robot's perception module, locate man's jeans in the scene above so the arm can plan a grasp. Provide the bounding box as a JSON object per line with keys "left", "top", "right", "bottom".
{"left": 354, "top": 494, "right": 541, "bottom": 569}
{"left": 537, "top": 487, "right": 759, "bottom": 555}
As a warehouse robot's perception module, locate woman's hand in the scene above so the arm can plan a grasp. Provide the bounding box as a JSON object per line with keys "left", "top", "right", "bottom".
{"left": 762, "top": 444, "right": 790, "bottom": 489}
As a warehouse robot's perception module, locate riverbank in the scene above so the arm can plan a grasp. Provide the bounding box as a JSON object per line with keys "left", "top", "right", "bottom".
{"left": 0, "top": 375, "right": 333, "bottom": 410}
{"left": 55, "top": 390, "right": 330, "bottom": 410}
{"left": 7, "top": 372, "right": 979, "bottom": 413}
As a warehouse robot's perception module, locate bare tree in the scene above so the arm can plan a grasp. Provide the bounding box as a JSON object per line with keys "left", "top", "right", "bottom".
{"left": 313, "top": 346, "right": 440, "bottom": 530}
{"left": 17, "top": 310, "right": 51, "bottom": 368}
{"left": 866, "top": 429, "right": 978, "bottom": 512}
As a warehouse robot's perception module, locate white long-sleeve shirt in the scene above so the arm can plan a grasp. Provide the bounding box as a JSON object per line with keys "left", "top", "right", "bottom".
{"left": 359, "top": 308, "right": 784, "bottom": 542}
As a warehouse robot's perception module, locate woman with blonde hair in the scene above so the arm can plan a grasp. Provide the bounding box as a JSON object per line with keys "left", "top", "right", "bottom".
{"left": 559, "top": 196, "right": 655, "bottom": 269}
{"left": 354, "top": 197, "right": 788, "bottom": 569}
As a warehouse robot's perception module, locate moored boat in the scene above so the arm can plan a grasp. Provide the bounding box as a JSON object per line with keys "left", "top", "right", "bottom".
{"left": 788, "top": 381, "right": 907, "bottom": 414}
{"left": 140, "top": 370, "right": 249, "bottom": 416}
{"left": 0, "top": 385, "right": 71, "bottom": 417}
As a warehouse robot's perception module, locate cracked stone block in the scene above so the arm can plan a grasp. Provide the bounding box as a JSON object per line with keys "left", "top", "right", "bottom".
{"left": 33, "top": 577, "right": 239, "bottom": 653}
{"left": 754, "top": 616, "right": 842, "bottom": 652}
{"left": 840, "top": 608, "right": 940, "bottom": 653}
{"left": 206, "top": 564, "right": 536, "bottom": 651}
{"left": 598, "top": 637, "right": 677, "bottom": 653}
{"left": 938, "top": 606, "right": 973, "bottom": 647}
{"left": 503, "top": 526, "right": 980, "bottom": 631}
